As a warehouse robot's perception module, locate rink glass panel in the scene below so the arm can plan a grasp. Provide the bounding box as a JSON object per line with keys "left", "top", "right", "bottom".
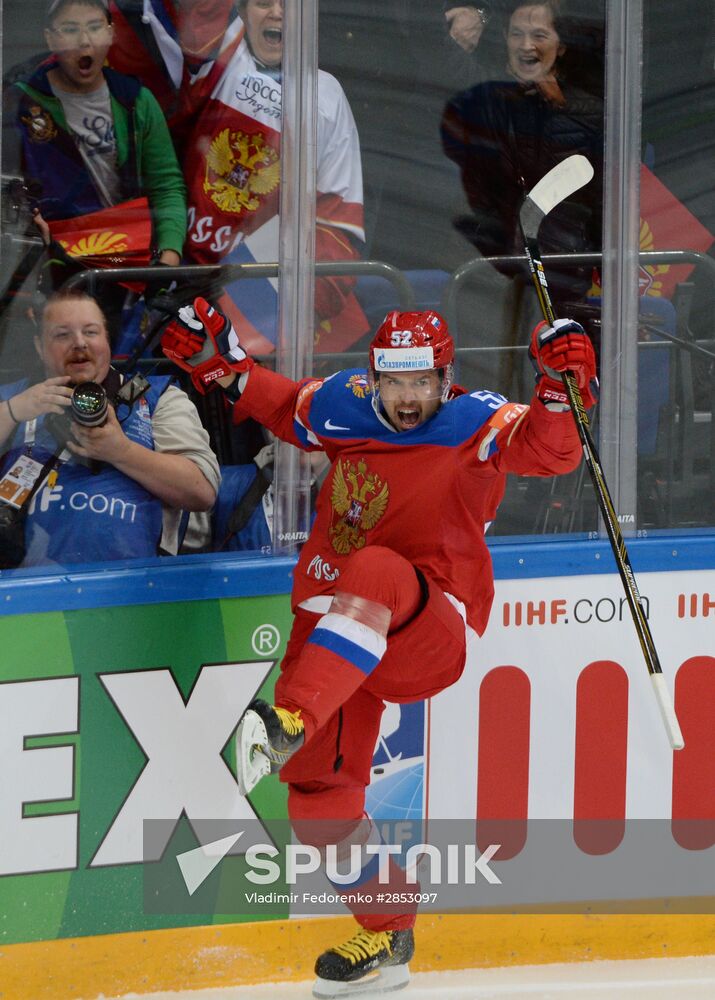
{"left": 317, "top": 0, "right": 714, "bottom": 540}
{"left": 0, "top": 3, "right": 713, "bottom": 565}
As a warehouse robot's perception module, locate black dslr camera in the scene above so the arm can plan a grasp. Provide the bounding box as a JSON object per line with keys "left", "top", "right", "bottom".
{"left": 43, "top": 379, "right": 111, "bottom": 443}
{"left": 45, "top": 370, "right": 150, "bottom": 444}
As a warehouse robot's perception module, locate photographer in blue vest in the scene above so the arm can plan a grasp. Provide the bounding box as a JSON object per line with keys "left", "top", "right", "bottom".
{"left": 0, "top": 288, "right": 219, "bottom": 567}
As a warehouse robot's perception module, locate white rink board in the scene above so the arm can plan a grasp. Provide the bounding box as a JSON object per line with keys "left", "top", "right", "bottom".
{"left": 427, "top": 567, "right": 715, "bottom": 821}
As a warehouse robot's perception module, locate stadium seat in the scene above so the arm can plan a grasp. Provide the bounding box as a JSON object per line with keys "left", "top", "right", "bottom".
{"left": 212, "top": 463, "right": 272, "bottom": 553}
{"left": 354, "top": 269, "right": 450, "bottom": 329}
{"left": 637, "top": 296, "right": 676, "bottom": 458}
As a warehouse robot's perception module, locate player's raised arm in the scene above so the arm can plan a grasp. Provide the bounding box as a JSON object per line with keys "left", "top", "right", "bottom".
{"left": 530, "top": 317, "right": 599, "bottom": 411}
{"left": 161, "top": 297, "right": 254, "bottom": 395}
{"left": 161, "top": 297, "right": 325, "bottom": 449}
{"left": 481, "top": 317, "right": 598, "bottom": 477}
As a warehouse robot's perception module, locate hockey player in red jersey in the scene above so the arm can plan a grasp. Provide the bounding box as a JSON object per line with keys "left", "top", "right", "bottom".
{"left": 162, "top": 300, "right": 597, "bottom": 996}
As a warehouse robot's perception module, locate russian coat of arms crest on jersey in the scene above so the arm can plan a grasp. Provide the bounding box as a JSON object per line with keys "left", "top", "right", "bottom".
{"left": 346, "top": 374, "right": 369, "bottom": 398}
{"left": 329, "top": 458, "right": 389, "bottom": 555}
{"left": 203, "top": 128, "right": 280, "bottom": 214}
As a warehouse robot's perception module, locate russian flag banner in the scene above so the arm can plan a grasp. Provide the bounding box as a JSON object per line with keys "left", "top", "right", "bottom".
{"left": 639, "top": 164, "right": 714, "bottom": 299}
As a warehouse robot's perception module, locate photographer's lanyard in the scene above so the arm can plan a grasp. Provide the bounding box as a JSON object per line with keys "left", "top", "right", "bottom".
{"left": 0, "top": 420, "right": 69, "bottom": 511}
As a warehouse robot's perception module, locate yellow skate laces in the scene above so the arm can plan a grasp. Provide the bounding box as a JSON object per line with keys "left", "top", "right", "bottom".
{"left": 331, "top": 929, "right": 392, "bottom": 965}
{"left": 274, "top": 706, "right": 304, "bottom": 736}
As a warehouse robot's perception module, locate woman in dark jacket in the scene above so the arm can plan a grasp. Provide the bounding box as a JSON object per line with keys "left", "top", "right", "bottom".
{"left": 441, "top": 0, "right": 603, "bottom": 310}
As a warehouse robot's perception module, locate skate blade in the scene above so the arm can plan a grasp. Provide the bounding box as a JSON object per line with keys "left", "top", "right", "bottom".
{"left": 312, "top": 964, "right": 410, "bottom": 998}
{"left": 235, "top": 710, "right": 270, "bottom": 796}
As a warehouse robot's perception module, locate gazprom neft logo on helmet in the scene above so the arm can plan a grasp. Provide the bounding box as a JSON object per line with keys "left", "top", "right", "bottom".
{"left": 374, "top": 347, "right": 435, "bottom": 371}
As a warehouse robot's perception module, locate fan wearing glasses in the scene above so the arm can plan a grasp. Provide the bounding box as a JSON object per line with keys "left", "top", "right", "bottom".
{"left": 3, "top": 0, "right": 186, "bottom": 270}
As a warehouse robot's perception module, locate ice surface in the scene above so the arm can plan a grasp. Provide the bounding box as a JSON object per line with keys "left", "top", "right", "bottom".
{"left": 100, "top": 953, "right": 715, "bottom": 1000}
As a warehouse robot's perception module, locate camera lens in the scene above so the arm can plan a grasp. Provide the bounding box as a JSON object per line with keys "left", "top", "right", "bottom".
{"left": 71, "top": 382, "right": 108, "bottom": 427}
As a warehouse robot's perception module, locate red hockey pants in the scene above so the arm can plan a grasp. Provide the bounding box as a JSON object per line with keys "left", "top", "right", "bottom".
{"left": 275, "top": 546, "right": 467, "bottom": 931}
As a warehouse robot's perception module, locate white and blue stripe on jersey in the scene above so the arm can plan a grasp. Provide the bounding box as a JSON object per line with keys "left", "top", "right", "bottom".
{"left": 307, "top": 612, "right": 388, "bottom": 677}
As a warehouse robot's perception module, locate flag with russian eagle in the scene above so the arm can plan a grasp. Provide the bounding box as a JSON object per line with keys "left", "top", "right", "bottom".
{"left": 639, "top": 164, "right": 714, "bottom": 299}
{"left": 179, "top": 33, "right": 368, "bottom": 356}
{"left": 47, "top": 196, "right": 153, "bottom": 270}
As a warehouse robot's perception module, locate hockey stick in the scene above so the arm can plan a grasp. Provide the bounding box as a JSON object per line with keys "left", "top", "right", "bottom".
{"left": 520, "top": 154, "right": 684, "bottom": 751}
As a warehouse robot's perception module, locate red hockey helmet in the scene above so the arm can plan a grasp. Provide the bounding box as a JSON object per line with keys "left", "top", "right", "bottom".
{"left": 369, "top": 310, "right": 455, "bottom": 407}
{"left": 369, "top": 310, "right": 454, "bottom": 374}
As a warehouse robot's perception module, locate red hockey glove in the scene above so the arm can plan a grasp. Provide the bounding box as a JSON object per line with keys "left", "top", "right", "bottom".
{"left": 530, "top": 318, "right": 598, "bottom": 408}
{"left": 161, "top": 297, "right": 254, "bottom": 394}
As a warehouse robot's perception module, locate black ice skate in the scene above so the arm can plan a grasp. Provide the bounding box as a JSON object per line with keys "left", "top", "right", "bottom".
{"left": 236, "top": 698, "right": 304, "bottom": 795}
{"left": 312, "top": 927, "right": 414, "bottom": 997}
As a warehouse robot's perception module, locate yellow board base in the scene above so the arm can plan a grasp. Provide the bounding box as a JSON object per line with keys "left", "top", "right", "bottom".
{"left": 3, "top": 912, "right": 715, "bottom": 999}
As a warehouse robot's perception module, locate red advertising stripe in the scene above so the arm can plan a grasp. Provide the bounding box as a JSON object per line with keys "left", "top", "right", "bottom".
{"left": 672, "top": 656, "right": 715, "bottom": 850}
{"left": 573, "top": 661, "right": 628, "bottom": 855}
{"left": 477, "top": 666, "right": 530, "bottom": 859}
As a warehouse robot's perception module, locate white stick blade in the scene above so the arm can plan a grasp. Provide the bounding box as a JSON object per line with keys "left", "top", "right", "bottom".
{"left": 650, "top": 673, "right": 685, "bottom": 751}
{"left": 527, "top": 155, "right": 595, "bottom": 217}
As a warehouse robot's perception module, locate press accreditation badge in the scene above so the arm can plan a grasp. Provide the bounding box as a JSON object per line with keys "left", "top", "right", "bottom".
{"left": 0, "top": 454, "right": 45, "bottom": 508}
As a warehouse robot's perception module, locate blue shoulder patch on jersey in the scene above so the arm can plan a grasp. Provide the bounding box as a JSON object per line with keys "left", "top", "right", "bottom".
{"left": 308, "top": 369, "right": 379, "bottom": 440}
